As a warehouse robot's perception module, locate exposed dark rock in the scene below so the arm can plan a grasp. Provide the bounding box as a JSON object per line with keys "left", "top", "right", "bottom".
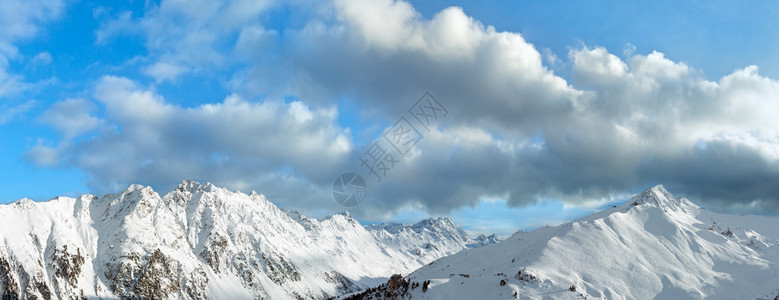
{"left": 50, "top": 245, "right": 85, "bottom": 287}
{"left": 0, "top": 256, "right": 20, "bottom": 300}
{"left": 104, "top": 249, "right": 181, "bottom": 299}
{"left": 181, "top": 268, "right": 209, "bottom": 300}
{"left": 323, "top": 271, "right": 362, "bottom": 295}
{"left": 199, "top": 234, "right": 228, "bottom": 273}
{"left": 261, "top": 252, "right": 301, "bottom": 285}
{"left": 24, "top": 273, "right": 51, "bottom": 300}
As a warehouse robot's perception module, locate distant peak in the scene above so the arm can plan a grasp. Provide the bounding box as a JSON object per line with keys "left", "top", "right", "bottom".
{"left": 365, "top": 222, "right": 406, "bottom": 233}
{"left": 467, "top": 232, "right": 500, "bottom": 248}
{"left": 412, "top": 217, "right": 458, "bottom": 233}
{"left": 475, "top": 233, "right": 498, "bottom": 239}
{"left": 416, "top": 217, "right": 454, "bottom": 225}
{"left": 365, "top": 217, "right": 459, "bottom": 234}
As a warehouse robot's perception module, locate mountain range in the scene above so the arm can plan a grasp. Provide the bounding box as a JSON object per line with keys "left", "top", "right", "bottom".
{"left": 348, "top": 185, "right": 779, "bottom": 299}
{"left": 0, "top": 180, "right": 497, "bottom": 299}
{"left": 3, "top": 182, "right": 779, "bottom": 299}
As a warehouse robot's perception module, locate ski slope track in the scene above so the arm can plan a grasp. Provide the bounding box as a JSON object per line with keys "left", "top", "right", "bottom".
{"left": 349, "top": 185, "right": 779, "bottom": 300}
{"left": 0, "top": 180, "right": 497, "bottom": 299}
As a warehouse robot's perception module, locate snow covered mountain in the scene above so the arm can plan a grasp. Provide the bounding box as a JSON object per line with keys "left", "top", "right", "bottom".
{"left": 351, "top": 185, "right": 779, "bottom": 299}
{"left": 366, "top": 218, "right": 499, "bottom": 261}
{"left": 0, "top": 180, "right": 497, "bottom": 299}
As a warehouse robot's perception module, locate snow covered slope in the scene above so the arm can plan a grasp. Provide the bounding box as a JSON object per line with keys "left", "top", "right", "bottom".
{"left": 351, "top": 185, "right": 779, "bottom": 300}
{"left": 0, "top": 180, "right": 496, "bottom": 299}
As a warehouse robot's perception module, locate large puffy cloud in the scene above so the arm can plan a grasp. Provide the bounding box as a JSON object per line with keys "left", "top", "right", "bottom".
{"left": 564, "top": 49, "right": 779, "bottom": 208}
{"left": 375, "top": 47, "right": 779, "bottom": 214}
{"left": 279, "top": 1, "right": 579, "bottom": 134}
{"left": 29, "top": 0, "right": 779, "bottom": 220}
{"left": 29, "top": 76, "right": 353, "bottom": 211}
{"left": 258, "top": 0, "right": 586, "bottom": 218}
{"left": 270, "top": 0, "right": 779, "bottom": 216}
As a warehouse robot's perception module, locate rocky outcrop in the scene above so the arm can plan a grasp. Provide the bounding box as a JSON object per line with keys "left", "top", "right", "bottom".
{"left": 104, "top": 249, "right": 183, "bottom": 299}
{"left": 0, "top": 255, "right": 20, "bottom": 300}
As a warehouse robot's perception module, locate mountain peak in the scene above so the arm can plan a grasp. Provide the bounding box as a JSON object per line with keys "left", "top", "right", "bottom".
{"left": 12, "top": 197, "right": 35, "bottom": 208}
{"left": 467, "top": 233, "right": 500, "bottom": 248}
{"left": 124, "top": 183, "right": 148, "bottom": 193}
{"left": 413, "top": 217, "right": 456, "bottom": 230}
{"left": 115, "top": 184, "right": 157, "bottom": 200}
{"left": 176, "top": 180, "right": 216, "bottom": 193}
{"left": 624, "top": 184, "right": 681, "bottom": 211}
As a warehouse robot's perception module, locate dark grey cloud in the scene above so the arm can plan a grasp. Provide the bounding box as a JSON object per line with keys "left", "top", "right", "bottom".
{"left": 638, "top": 139, "right": 779, "bottom": 213}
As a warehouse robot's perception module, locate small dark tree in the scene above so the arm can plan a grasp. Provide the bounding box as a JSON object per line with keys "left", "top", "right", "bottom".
{"left": 569, "top": 285, "right": 576, "bottom": 292}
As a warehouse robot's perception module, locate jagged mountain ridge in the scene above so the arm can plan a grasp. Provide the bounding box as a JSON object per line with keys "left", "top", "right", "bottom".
{"left": 0, "top": 180, "right": 497, "bottom": 299}
{"left": 366, "top": 218, "right": 499, "bottom": 259}
{"left": 350, "top": 185, "right": 779, "bottom": 299}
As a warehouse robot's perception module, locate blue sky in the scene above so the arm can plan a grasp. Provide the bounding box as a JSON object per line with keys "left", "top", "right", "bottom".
{"left": 2, "top": 0, "right": 779, "bottom": 236}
